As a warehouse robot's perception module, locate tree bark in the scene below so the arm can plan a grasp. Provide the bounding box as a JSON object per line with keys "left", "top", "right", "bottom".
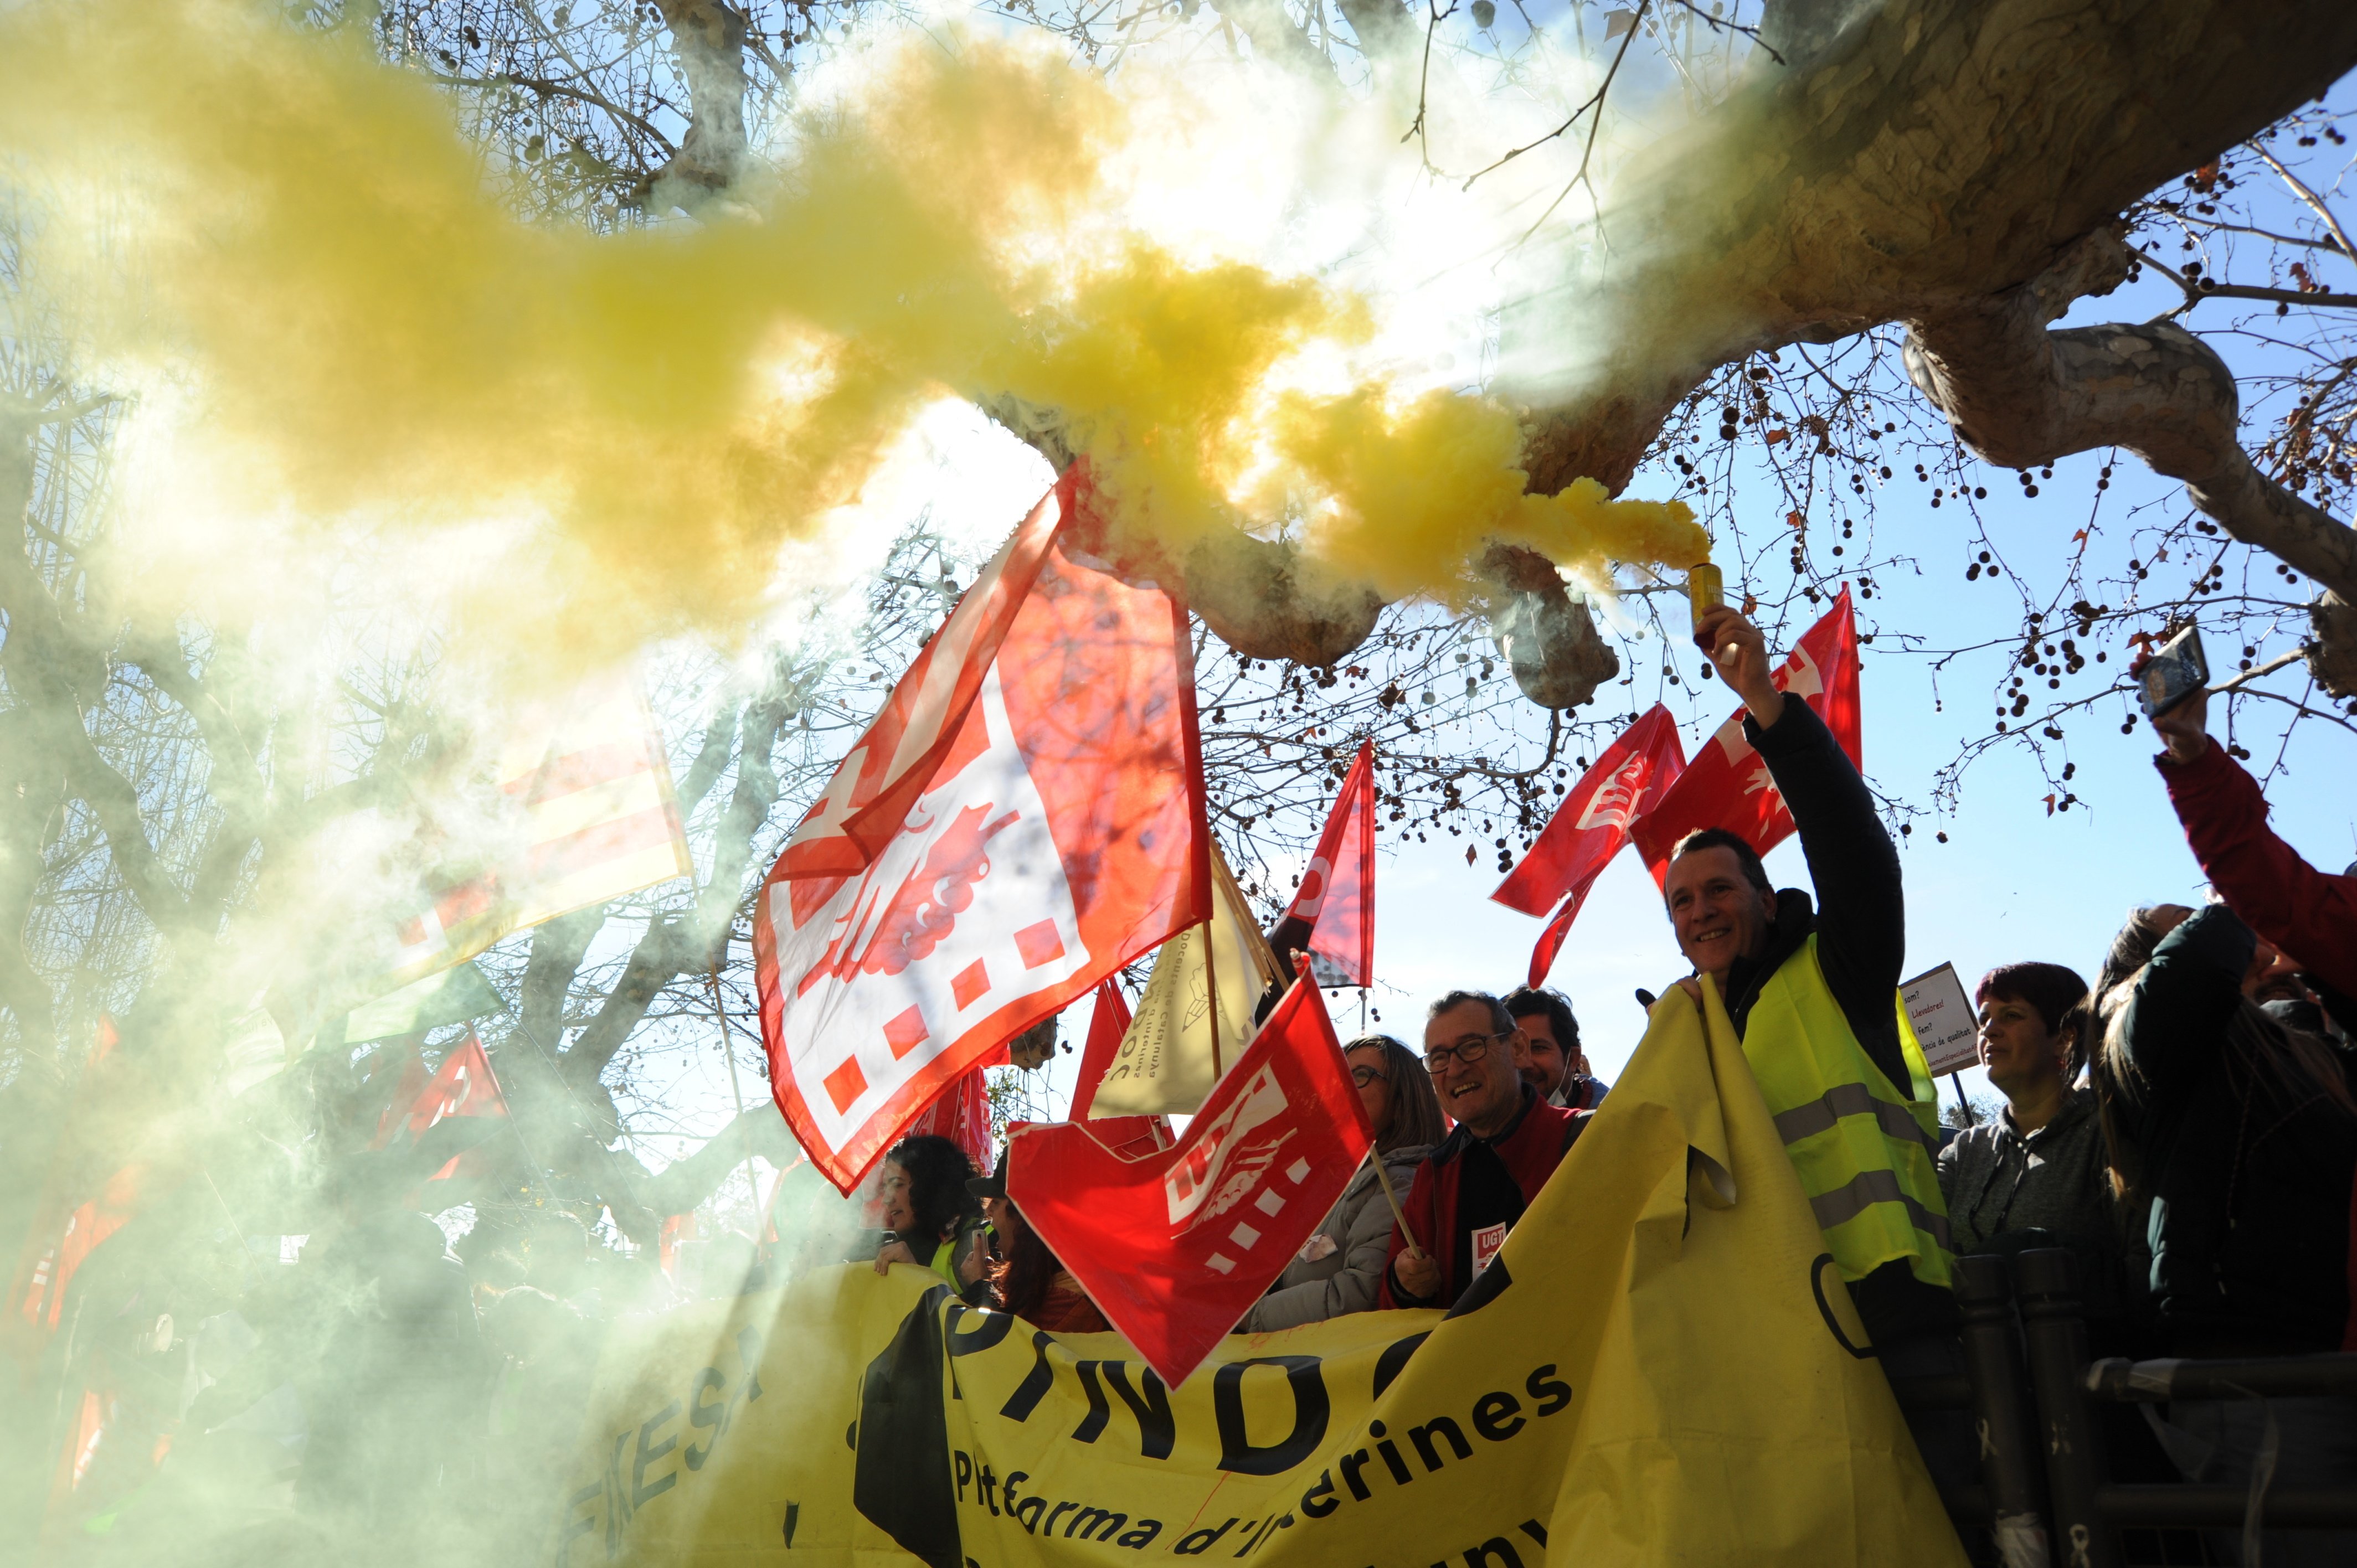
{"left": 1902, "top": 229, "right": 2357, "bottom": 614}
{"left": 648, "top": 0, "right": 750, "bottom": 200}
{"left": 1517, "top": 0, "right": 2357, "bottom": 490}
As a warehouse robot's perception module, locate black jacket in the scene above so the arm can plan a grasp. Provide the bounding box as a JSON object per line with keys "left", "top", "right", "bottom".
{"left": 1721, "top": 693, "right": 1956, "bottom": 1342}
{"left": 1717, "top": 694, "right": 1907, "bottom": 1094}
{"left": 2111, "top": 905, "right": 2356, "bottom": 1354}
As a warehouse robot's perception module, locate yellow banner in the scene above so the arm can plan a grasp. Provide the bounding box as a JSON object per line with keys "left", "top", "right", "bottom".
{"left": 555, "top": 982, "right": 1966, "bottom": 1566}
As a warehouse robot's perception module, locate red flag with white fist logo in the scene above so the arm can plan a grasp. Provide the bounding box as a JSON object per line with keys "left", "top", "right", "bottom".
{"left": 1491, "top": 703, "right": 1686, "bottom": 986}
{"left": 1627, "top": 588, "right": 1861, "bottom": 881}
{"left": 754, "top": 470, "right": 1210, "bottom": 1194}
{"left": 1007, "top": 977, "right": 1372, "bottom": 1388}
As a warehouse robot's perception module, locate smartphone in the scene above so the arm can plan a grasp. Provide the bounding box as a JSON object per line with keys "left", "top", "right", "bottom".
{"left": 2137, "top": 624, "right": 2209, "bottom": 718}
{"left": 1687, "top": 563, "right": 1725, "bottom": 651}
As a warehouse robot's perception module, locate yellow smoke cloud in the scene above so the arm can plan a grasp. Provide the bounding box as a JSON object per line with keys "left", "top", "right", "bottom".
{"left": 0, "top": 0, "right": 1704, "bottom": 658}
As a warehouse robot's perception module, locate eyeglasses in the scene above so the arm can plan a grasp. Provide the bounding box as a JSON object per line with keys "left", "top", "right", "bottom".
{"left": 1424, "top": 1032, "right": 1508, "bottom": 1074}
{"left": 1349, "top": 1065, "right": 1389, "bottom": 1087}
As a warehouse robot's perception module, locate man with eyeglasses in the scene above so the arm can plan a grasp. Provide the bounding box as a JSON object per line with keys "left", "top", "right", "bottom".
{"left": 1378, "top": 991, "right": 1588, "bottom": 1309}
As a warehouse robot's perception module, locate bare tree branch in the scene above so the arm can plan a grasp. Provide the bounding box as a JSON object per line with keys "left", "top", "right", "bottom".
{"left": 1203, "top": 0, "right": 1339, "bottom": 82}
{"left": 1905, "top": 230, "right": 2357, "bottom": 615}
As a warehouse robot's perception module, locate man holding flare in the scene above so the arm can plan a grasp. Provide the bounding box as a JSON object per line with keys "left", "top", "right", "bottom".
{"left": 1653, "top": 591, "right": 1968, "bottom": 1492}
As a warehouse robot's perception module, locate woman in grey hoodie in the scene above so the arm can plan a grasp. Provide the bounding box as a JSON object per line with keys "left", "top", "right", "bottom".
{"left": 1245, "top": 1035, "right": 1447, "bottom": 1330}
{"left": 1936, "top": 962, "right": 2122, "bottom": 1307}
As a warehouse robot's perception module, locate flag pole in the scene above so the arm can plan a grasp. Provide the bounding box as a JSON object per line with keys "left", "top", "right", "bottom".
{"left": 1365, "top": 1144, "right": 1421, "bottom": 1257}
{"left": 1206, "top": 920, "right": 1223, "bottom": 1082}
{"left": 710, "top": 955, "right": 764, "bottom": 1211}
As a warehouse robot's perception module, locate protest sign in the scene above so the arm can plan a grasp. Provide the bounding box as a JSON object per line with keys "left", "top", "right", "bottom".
{"left": 1901, "top": 963, "right": 1982, "bottom": 1075}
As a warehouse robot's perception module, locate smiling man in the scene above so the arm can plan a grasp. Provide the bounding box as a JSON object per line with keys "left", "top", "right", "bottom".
{"left": 1504, "top": 985, "right": 1608, "bottom": 1110}
{"left": 1378, "top": 991, "right": 1587, "bottom": 1309}
{"left": 1661, "top": 604, "right": 1967, "bottom": 1492}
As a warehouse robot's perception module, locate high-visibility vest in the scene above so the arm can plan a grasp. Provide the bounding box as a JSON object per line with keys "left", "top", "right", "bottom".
{"left": 1740, "top": 936, "right": 1954, "bottom": 1291}
{"left": 929, "top": 1217, "right": 987, "bottom": 1295}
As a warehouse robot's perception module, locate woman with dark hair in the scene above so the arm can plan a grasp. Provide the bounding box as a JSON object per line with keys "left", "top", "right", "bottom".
{"left": 1244, "top": 1035, "right": 1444, "bottom": 1330}
{"left": 1937, "top": 963, "right": 2114, "bottom": 1265}
{"left": 967, "top": 1154, "right": 1109, "bottom": 1332}
{"left": 2091, "top": 902, "right": 2357, "bottom": 1567}
{"left": 871, "top": 1135, "right": 990, "bottom": 1301}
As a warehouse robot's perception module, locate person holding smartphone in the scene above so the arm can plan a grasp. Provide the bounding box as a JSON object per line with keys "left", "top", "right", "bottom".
{"left": 2144, "top": 672, "right": 2357, "bottom": 1027}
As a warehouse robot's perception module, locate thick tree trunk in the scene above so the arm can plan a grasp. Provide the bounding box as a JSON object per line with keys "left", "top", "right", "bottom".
{"left": 649, "top": 0, "right": 750, "bottom": 200}
{"left": 1515, "top": 0, "right": 2357, "bottom": 498}
{"left": 1502, "top": 0, "right": 2357, "bottom": 701}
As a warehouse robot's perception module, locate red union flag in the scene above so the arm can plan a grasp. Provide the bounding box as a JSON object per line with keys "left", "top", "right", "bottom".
{"left": 375, "top": 1034, "right": 509, "bottom": 1183}
{"left": 1492, "top": 705, "right": 1686, "bottom": 986}
{"left": 1628, "top": 589, "right": 1862, "bottom": 881}
{"left": 1008, "top": 978, "right": 1372, "bottom": 1388}
{"left": 900, "top": 1066, "right": 994, "bottom": 1177}
{"left": 382, "top": 679, "right": 693, "bottom": 988}
{"left": 755, "top": 472, "right": 1208, "bottom": 1194}
{"left": 1268, "top": 740, "right": 1375, "bottom": 986}
{"left": 1064, "top": 977, "right": 1133, "bottom": 1120}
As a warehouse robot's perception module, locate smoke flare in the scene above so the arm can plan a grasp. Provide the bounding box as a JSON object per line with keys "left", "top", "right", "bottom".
{"left": 0, "top": 0, "right": 1701, "bottom": 662}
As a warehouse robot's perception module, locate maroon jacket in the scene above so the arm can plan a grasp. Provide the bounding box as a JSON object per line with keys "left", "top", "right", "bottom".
{"left": 2159, "top": 742, "right": 2357, "bottom": 999}
{"left": 1378, "top": 1087, "right": 1585, "bottom": 1309}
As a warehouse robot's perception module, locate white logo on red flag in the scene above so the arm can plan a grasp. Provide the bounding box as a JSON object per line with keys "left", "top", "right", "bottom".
{"left": 774, "top": 480, "right": 1066, "bottom": 883}
{"left": 1573, "top": 749, "right": 1658, "bottom": 832}
{"left": 366, "top": 1034, "right": 509, "bottom": 1188}
{"left": 1628, "top": 589, "right": 1861, "bottom": 883}
{"left": 1493, "top": 704, "right": 1686, "bottom": 919}
{"left": 755, "top": 473, "right": 1208, "bottom": 1195}
{"left": 1008, "top": 978, "right": 1371, "bottom": 1389}
{"left": 1162, "top": 1063, "right": 1292, "bottom": 1234}
{"left": 1491, "top": 704, "right": 1686, "bottom": 986}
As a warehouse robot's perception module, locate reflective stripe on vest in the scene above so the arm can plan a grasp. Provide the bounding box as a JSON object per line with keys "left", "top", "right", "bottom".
{"left": 1740, "top": 936, "right": 1954, "bottom": 1291}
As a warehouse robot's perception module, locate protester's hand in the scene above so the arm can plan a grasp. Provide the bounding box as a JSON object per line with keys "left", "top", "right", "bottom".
{"left": 1394, "top": 1246, "right": 1440, "bottom": 1301}
{"left": 873, "top": 1239, "right": 918, "bottom": 1275}
{"left": 1694, "top": 605, "right": 1783, "bottom": 727}
{"left": 1675, "top": 977, "right": 1705, "bottom": 1010}
{"left": 2147, "top": 682, "right": 2210, "bottom": 765}
{"left": 2245, "top": 938, "right": 2307, "bottom": 999}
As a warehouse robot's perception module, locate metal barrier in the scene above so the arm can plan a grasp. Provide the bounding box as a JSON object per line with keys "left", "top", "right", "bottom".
{"left": 1885, "top": 1248, "right": 2357, "bottom": 1567}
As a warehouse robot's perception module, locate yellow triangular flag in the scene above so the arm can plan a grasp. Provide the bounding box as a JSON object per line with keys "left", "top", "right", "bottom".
{"left": 1085, "top": 844, "right": 1277, "bottom": 1117}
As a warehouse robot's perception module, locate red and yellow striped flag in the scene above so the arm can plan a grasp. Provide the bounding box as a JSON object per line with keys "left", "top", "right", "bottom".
{"left": 384, "top": 677, "right": 693, "bottom": 988}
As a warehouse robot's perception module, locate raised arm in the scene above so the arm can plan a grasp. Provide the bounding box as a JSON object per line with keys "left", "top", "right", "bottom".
{"left": 2152, "top": 688, "right": 2357, "bottom": 999}
{"left": 1699, "top": 605, "right": 1906, "bottom": 1089}
{"left": 2118, "top": 904, "right": 2256, "bottom": 1095}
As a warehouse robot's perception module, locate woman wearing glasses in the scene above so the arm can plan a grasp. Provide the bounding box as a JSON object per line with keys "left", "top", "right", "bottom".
{"left": 1242, "top": 1035, "right": 1447, "bottom": 1330}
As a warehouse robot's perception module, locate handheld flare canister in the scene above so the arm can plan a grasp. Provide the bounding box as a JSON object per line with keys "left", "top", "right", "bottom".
{"left": 1687, "top": 562, "right": 1724, "bottom": 652}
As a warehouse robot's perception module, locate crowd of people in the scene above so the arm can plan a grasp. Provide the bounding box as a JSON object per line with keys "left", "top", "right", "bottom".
{"left": 123, "top": 607, "right": 2348, "bottom": 1566}
{"left": 880, "top": 605, "right": 2355, "bottom": 1566}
